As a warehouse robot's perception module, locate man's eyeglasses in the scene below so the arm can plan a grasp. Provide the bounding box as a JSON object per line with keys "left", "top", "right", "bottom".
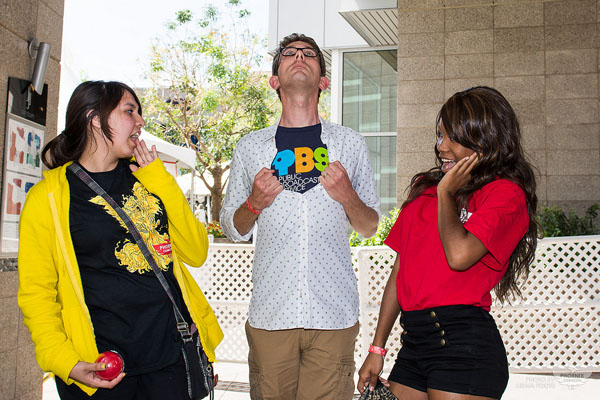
{"left": 279, "top": 46, "right": 320, "bottom": 58}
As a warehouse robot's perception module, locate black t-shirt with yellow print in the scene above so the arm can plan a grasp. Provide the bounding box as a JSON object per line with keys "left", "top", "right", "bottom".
{"left": 67, "top": 159, "right": 191, "bottom": 375}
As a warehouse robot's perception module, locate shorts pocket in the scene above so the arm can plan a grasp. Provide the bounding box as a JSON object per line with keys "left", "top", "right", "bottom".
{"left": 333, "top": 356, "right": 355, "bottom": 399}
{"left": 249, "top": 362, "right": 263, "bottom": 399}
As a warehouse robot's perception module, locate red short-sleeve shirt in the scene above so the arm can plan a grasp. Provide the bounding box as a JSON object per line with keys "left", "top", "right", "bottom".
{"left": 384, "top": 179, "right": 529, "bottom": 311}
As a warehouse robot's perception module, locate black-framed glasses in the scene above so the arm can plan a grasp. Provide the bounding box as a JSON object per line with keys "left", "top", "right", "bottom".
{"left": 279, "top": 46, "right": 320, "bottom": 58}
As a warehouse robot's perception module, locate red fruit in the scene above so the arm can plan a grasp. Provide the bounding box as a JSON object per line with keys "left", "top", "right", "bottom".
{"left": 95, "top": 351, "right": 124, "bottom": 380}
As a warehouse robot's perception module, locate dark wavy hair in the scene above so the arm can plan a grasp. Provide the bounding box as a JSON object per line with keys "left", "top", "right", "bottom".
{"left": 271, "top": 32, "right": 326, "bottom": 99}
{"left": 42, "top": 81, "right": 142, "bottom": 169}
{"left": 403, "top": 86, "right": 538, "bottom": 303}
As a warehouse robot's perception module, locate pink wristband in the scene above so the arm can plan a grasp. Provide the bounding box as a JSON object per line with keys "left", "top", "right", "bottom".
{"left": 368, "top": 345, "right": 387, "bottom": 356}
{"left": 246, "top": 198, "right": 261, "bottom": 215}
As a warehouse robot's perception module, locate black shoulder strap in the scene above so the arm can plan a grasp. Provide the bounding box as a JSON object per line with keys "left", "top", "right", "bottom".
{"left": 68, "top": 163, "right": 194, "bottom": 343}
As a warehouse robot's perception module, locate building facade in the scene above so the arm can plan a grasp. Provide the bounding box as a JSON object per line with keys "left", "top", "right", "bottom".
{"left": 269, "top": 0, "right": 600, "bottom": 216}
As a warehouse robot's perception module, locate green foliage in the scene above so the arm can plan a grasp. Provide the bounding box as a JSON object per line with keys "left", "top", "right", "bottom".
{"left": 143, "top": 1, "right": 279, "bottom": 221}
{"left": 536, "top": 204, "right": 599, "bottom": 237}
{"left": 204, "top": 220, "right": 226, "bottom": 238}
{"left": 350, "top": 208, "right": 401, "bottom": 247}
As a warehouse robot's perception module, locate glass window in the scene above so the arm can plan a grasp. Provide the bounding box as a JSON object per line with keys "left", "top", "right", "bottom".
{"left": 342, "top": 50, "right": 397, "bottom": 216}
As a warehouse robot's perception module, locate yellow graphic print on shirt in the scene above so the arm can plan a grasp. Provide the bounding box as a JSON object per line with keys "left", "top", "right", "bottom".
{"left": 89, "top": 182, "right": 171, "bottom": 274}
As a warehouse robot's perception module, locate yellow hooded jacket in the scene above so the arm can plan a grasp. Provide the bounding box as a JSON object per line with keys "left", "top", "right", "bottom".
{"left": 17, "top": 159, "right": 223, "bottom": 396}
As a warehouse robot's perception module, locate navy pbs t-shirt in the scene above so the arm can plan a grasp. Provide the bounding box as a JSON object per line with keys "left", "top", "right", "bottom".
{"left": 271, "top": 123, "right": 329, "bottom": 193}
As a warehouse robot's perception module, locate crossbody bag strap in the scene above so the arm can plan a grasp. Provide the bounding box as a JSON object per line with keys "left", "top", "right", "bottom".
{"left": 67, "top": 163, "right": 194, "bottom": 343}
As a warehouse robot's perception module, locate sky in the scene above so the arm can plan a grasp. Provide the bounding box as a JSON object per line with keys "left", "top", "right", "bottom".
{"left": 59, "top": 0, "right": 269, "bottom": 130}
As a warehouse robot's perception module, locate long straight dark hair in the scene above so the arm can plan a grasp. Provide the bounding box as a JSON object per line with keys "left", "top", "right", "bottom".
{"left": 42, "top": 81, "right": 142, "bottom": 169}
{"left": 403, "top": 86, "right": 538, "bottom": 303}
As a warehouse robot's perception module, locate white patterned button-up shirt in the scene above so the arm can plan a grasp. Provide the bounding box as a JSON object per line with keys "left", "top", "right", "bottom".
{"left": 220, "top": 119, "right": 380, "bottom": 330}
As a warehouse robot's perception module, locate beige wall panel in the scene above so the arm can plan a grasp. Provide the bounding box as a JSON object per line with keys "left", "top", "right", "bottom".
{"left": 546, "top": 99, "right": 599, "bottom": 125}
{"left": 45, "top": 58, "right": 61, "bottom": 140}
{"left": 395, "top": 176, "right": 413, "bottom": 204}
{"left": 536, "top": 174, "right": 547, "bottom": 204}
{"left": 546, "top": 74, "right": 598, "bottom": 100}
{"left": 546, "top": 49, "right": 598, "bottom": 74}
{"left": 544, "top": 0, "right": 596, "bottom": 26}
{"left": 546, "top": 124, "right": 600, "bottom": 149}
{"left": 398, "top": 0, "right": 443, "bottom": 10}
{"left": 398, "top": 103, "right": 442, "bottom": 128}
{"left": 0, "top": 349, "right": 17, "bottom": 400}
{"left": 545, "top": 23, "right": 597, "bottom": 50}
{"left": 529, "top": 149, "right": 547, "bottom": 175}
{"left": 36, "top": 1, "right": 63, "bottom": 59}
{"left": 494, "top": 2, "right": 544, "bottom": 28}
{"left": 0, "top": 0, "right": 37, "bottom": 40}
{"left": 0, "top": 298, "right": 19, "bottom": 353}
{"left": 443, "top": 0, "right": 490, "bottom": 6}
{"left": 511, "top": 99, "right": 545, "bottom": 125}
{"left": 397, "top": 56, "right": 444, "bottom": 80}
{"left": 397, "top": 127, "right": 437, "bottom": 152}
{"left": 398, "top": 33, "right": 444, "bottom": 57}
{"left": 0, "top": 30, "right": 31, "bottom": 160}
{"left": 398, "top": 9, "right": 444, "bottom": 34}
{"left": 547, "top": 175, "right": 600, "bottom": 200}
{"left": 494, "top": 27, "right": 545, "bottom": 53}
{"left": 444, "top": 78, "right": 494, "bottom": 99}
{"left": 445, "top": 53, "right": 493, "bottom": 79}
{"left": 397, "top": 151, "right": 437, "bottom": 177}
{"left": 521, "top": 124, "right": 546, "bottom": 150}
{"left": 445, "top": 30, "right": 493, "bottom": 54}
{"left": 547, "top": 149, "right": 600, "bottom": 175}
{"left": 494, "top": 0, "right": 540, "bottom": 3}
{"left": 494, "top": 51, "right": 545, "bottom": 76}
{"left": 45, "top": 0, "right": 65, "bottom": 14}
{"left": 444, "top": 6, "right": 493, "bottom": 32}
{"left": 398, "top": 80, "right": 445, "bottom": 104}
{"left": 494, "top": 76, "right": 545, "bottom": 101}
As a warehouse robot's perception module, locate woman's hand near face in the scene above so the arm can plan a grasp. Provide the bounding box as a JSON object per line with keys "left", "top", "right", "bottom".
{"left": 130, "top": 140, "right": 158, "bottom": 172}
{"left": 437, "top": 154, "right": 479, "bottom": 197}
{"left": 68, "top": 361, "right": 125, "bottom": 389}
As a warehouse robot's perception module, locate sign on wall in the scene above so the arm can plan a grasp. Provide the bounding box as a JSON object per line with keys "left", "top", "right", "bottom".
{"left": 1, "top": 77, "right": 47, "bottom": 256}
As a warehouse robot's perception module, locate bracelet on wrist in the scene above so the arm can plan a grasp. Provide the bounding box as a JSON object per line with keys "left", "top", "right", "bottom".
{"left": 368, "top": 345, "right": 387, "bottom": 357}
{"left": 245, "top": 198, "right": 261, "bottom": 215}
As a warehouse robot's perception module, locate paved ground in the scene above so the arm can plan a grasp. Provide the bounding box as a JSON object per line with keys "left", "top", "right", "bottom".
{"left": 43, "top": 362, "right": 599, "bottom": 399}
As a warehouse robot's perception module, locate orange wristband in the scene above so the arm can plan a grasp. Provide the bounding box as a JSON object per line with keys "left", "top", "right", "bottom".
{"left": 246, "top": 198, "right": 261, "bottom": 215}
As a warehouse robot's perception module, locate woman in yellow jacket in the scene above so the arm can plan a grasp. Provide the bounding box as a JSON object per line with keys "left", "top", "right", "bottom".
{"left": 18, "top": 81, "right": 223, "bottom": 399}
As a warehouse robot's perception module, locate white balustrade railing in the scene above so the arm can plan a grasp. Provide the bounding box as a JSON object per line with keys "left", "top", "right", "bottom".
{"left": 187, "top": 235, "right": 600, "bottom": 373}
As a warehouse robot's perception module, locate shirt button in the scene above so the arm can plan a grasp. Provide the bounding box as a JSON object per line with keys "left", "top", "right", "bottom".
{"left": 440, "top": 330, "right": 445, "bottom": 336}
{"left": 430, "top": 311, "right": 436, "bottom": 318}
{"left": 440, "top": 338, "right": 446, "bottom": 346}
{"left": 434, "top": 322, "right": 440, "bottom": 328}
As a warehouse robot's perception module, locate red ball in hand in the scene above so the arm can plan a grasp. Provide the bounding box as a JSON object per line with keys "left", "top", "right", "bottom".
{"left": 95, "top": 351, "right": 124, "bottom": 380}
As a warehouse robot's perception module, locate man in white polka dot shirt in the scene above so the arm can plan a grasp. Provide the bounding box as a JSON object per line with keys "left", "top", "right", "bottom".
{"left": 220, "top": 32, "right": 381, "bottom": 399}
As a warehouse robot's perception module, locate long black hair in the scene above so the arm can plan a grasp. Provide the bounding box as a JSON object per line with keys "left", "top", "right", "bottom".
{"left": 403, "top": 86, "right": 538, "bottom": 302}
{"left": 42, "top": 81, "right": 142, "bottom": 169}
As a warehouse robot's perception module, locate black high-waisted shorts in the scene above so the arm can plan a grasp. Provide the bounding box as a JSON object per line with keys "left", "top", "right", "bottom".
{"left": 388, "top": 305, "right": 509, "bottom": 399}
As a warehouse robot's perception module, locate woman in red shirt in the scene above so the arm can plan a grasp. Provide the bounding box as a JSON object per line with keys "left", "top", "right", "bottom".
{"left": 358, "top": 86, "right": 538, "bottom": 400}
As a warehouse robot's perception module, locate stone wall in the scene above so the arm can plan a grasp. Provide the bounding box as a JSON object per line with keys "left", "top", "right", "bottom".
{"left": 396, "top": 0, "right": 600, "bottom": 213}
{"left": 0, "top": 1, "right": 64, "bottom": 399}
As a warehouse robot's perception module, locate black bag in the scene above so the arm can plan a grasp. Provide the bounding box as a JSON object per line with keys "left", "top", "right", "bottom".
{"left": 358, "top": 380, "right": 397, "bottom": 400}
{"left": 68, "top": 163, "right": 215, "bottom": 400}
{"left": 181, "top": 327, "right": 214, "bottom": 400}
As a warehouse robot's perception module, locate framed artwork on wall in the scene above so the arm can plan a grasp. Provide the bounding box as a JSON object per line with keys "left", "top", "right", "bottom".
{"left": 0, "top": 114, "right": 45, "bottom": 256}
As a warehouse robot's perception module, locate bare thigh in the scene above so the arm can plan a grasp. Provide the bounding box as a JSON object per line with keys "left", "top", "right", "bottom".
{"left": 427, "top": 388, "right": 497, "bottom": 400}
{"left": 389, "top": 381, "right": 428, "bottom": 400}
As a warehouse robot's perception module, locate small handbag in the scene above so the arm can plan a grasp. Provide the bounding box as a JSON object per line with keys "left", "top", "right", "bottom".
{"left": 358, "top": 379, "right": 397, "bottom": 400}
{"left": 69, "top": 163, "right": 214, "bottom": 400}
